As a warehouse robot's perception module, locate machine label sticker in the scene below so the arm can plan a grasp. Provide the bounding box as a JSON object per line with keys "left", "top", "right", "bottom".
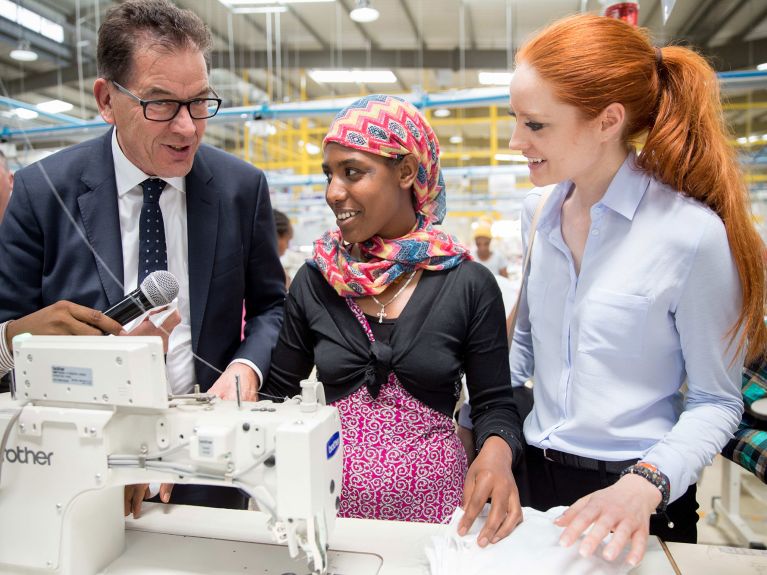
{"left": 198, "top": 437, "right": 213, "bottom": 457}
{"left": 326, "top": 431, "right": 340, "bottom": 459}
{"left": 51, "top": 366, "right": 93, "bottom": 386}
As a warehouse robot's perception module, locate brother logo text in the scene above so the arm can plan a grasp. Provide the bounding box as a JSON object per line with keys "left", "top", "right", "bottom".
{"left": 4, "top": 446, "right": 53, "bottom": 466}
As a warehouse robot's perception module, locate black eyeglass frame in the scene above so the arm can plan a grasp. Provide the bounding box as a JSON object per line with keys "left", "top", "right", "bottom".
{"left": 111, "top": 81, "right": 222, "bottom": 122}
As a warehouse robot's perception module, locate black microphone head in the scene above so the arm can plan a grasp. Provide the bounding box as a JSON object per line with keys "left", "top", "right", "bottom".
{"left": 140, "top": 271, "right": 179, "bottom": 306}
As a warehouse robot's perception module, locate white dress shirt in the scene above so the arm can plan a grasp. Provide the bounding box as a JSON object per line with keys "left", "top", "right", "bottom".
{"left": 111, "top": 131, "right": 262, "bottom": 393}
{"left": 111, "top": 129, "right": 195, "bottom": 395}
{"left": 509, "top": 151, "right": 744, "bottom": 503}
{"left": 471, "top": 250, "right": 508, "bottom": 277}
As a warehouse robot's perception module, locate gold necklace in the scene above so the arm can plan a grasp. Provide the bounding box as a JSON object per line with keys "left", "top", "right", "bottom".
{"left": 370, "top": 270, "right": 418, "bottom": 323}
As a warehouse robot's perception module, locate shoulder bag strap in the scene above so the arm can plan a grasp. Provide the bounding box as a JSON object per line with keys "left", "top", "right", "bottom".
{"left": 507, "top": 185, "right": 556, "bottom": 345}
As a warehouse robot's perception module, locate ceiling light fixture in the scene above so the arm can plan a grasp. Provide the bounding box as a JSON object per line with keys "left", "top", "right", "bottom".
{"left": 13, "top": 107, "right": 39, "bottom": 120}
{"left": 478, "top": 71, "right": 513, "bottom": 86}
{"left": 433, "top": 108, "right": 451, "bottom": 118}
{"left": 757, "top": 63, "right": 767, "bottom": 71}
{"left": 309, "top": 69, "right": 396, "bottom": 84}
{"left": 10, "top": 40, "right": 38, "bottom": 62}
{"left": 233, "top": 6, "right": 288, "bottom": 13}
{"left": 350, "top": 0, "right": 379, "bottom": 23}
{"left": 449, "top": 135, "right": 463, "bottom": 144}
{"left": 36, "top": 99, "right": 74, "bottom": 114}
{"left": 221, "top": 0, "right": 334, "bottom": 5}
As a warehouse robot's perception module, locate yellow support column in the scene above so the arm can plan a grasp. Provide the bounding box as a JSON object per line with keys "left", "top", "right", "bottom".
{"left": 490, "top": 105, "right": 499, "bottom": 166}
{"left": 242, "top": 69, "right": 251, "bottom": 165}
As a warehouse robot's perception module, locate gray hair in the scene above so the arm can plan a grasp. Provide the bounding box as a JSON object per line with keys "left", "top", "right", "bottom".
{"left": 97, "top": 0, "right": 212, "bottom": 84}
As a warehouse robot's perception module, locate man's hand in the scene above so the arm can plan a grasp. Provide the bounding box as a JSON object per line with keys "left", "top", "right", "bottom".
{"left": 6, "top": 301, "right": 125, "bottom": 351}
{"left": 458, "top": 436, "right": 523, "bottom": 547}
{"left": 124, "top": 483, "right": 175, "bottom": 518}
{"left": 125, "top": 308, "right": 181, "bottom": 352}
{"left": 555, "top": 473, "right": 662, "bottom": 567}
{"left": 208, "top": 363, "right": 259, "bottom": 401}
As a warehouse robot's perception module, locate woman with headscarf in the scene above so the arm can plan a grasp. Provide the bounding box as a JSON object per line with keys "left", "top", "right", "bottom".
{"left": 263, "top": 95, "right": 524, "bottom": 545}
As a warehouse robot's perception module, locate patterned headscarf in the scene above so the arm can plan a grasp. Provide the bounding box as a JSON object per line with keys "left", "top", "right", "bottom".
{"left": 312, "top": 94, "right": 470, "bottom": 297}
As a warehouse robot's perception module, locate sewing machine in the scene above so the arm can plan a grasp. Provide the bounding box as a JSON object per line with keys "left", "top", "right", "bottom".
{"left": 0, "top": 335, "right": 342, "bottom": 575}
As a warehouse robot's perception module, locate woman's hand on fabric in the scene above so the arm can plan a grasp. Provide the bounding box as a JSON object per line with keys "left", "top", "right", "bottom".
{"left": 458, "top": 435, "right": 523, "bottom": 547}
{"left": 555, "top": 474, "right": 662, "bottom": 566}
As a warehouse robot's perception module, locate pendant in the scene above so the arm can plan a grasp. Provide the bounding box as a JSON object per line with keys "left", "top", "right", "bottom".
{"left": 377, "top": 308, "right": 386, "bottom": 323}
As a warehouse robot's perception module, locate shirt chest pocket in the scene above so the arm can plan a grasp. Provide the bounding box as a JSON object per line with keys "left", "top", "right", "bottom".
{"left": 577, "top": 289, "right": 651, "bottom": 359}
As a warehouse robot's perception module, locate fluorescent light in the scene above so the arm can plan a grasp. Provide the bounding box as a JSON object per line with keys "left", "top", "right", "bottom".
{"left": 233, "top": 6, "right": 288, "bottom": 12}
{"left": 0, "top": 0, "right": 64, "bottom": 43}
{"left": 350, "top": 0, "right": 379, "bottom": 22}
{"left": 221, "top": 0, "right": 334, "bottom": 4}
{"left": 736, "top": 137, "right": 748, "bottom": 144}
{"left": 10, "top": 40, "right": 37, "bottom": 62}
{"left": 494, "top": 153, "right": 516, "bottom": 162}
{"left": 478, "top": 72, "right": 513, "bottom": 86}
{"left": 309, "top": 69, "right": 396, "bottom": 84}
{"left": 748, "top": 135, "right": 760, "bottom": 143}
{"left": 36, "top": 99, "right": 73, "bottom": 114}
{"left": 305, "top": 142, "right": 321, "bottom": 155}
{"left": 757, "top": 63, "right": 767, "bottom": 71}
{"left": 13, "top": 108, "right": 39, "bottom": 120}
{"left": 449, "top": 135, "right": 463, "bottom": 144}
{"left": 433, "top": 108, "right": 451, "bottom": 118}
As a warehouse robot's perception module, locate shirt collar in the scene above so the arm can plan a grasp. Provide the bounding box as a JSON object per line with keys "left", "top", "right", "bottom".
{"left": 538, "top": 150, "right": 651, "bottom": 231}
{"left": 536, "top": 182, "right": 570, "bottom": 234}
{"left": 597, "top": 150, "right": 650, "bottom": 221}
{"left": 111, "top": 128, "right": 185, "bottom": 197}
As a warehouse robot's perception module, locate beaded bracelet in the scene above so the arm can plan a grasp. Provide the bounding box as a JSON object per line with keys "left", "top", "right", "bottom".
{"left": 620, "top": 462, "right": 670, "bottom": 513}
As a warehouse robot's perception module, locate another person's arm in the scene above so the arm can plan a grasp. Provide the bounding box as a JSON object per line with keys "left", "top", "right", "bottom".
{"left": 261, "top": 265, "right": 316, "bottom": 400}
{"left": 0, "top": 302, "right": 126, "bottom": 378}
{"left": 458, "top": 268, "right": 524, "bottom": 547}
{"left": 722, "top": 360, "right": 767, "bottom": 483}
{"left": 509, "top": 193, "right": 540, "bottom": 386}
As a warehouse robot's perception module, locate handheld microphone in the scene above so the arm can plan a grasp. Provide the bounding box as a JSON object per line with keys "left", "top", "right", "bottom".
{"left": 104, "top": 270, "right": 180, "bottom": 325}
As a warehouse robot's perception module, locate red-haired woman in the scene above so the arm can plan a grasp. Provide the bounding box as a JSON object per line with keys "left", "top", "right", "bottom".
{"left": 508, "top": 13, "right": 766, "bottom": 566}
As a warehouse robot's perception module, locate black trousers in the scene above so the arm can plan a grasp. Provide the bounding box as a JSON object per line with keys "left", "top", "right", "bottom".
{"left": 147, "top": 484, "right": 249, "bottom": 510}
{"left": 519, "top": 445, "right": 698, "bottom": 543}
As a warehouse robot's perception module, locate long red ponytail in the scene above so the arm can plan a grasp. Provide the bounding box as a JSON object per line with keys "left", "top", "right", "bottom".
{"left": 517, "top": 13, "right": 766, "bottom": 363}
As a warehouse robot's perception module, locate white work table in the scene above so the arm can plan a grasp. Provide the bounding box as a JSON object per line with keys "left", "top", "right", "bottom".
{"left": 109, "top": 503, "right": 681, "bottom": 574}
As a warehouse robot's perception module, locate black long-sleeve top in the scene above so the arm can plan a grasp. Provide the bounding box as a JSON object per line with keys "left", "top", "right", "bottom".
{"left": 263, "top": 260, "right": 523, "bottom": 460}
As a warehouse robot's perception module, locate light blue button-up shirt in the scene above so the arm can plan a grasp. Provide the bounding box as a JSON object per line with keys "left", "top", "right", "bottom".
{"left": 510, "top": 152, "right": 744, "bottom": 503}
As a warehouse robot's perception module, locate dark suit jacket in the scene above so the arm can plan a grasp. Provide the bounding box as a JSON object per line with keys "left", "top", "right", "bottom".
{"left": 0, "top": 128, "right": 285, "bottom": 390}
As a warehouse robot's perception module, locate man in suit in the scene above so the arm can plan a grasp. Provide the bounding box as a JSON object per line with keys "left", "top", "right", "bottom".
{"left": 0, "top": 0, "right": 285, "bottom": 512}
{"left": 0, "top": 149, "right": 12, "bottom": 224}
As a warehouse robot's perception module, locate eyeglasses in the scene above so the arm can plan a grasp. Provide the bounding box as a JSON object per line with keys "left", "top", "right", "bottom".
{"left": 112, "top": 81, "right": 222, "bottom": 122}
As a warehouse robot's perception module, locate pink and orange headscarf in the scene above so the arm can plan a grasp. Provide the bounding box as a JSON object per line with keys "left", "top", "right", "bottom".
{"left": 312, "top": 95, "right": 470, "bottom": 297}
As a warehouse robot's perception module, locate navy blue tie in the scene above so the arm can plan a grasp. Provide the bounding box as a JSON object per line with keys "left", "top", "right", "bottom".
{"left": 138, "top": 178, "right": 168, "bottom": 284}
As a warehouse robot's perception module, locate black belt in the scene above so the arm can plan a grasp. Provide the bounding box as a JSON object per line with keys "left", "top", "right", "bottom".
{"left": 533, "top": 446, "right": 638, "bottom": 475}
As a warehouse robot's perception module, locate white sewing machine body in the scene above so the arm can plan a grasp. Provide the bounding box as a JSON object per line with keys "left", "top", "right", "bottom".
{"left": 0, "top": 335, "right": 342, "bottom": 575}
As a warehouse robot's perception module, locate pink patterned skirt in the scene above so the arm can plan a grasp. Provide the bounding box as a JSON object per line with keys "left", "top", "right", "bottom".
{"left": 330, "top": 372, "right": 468, "bottom": 523}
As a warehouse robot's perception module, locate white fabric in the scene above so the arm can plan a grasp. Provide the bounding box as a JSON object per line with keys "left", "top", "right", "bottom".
{"left": 509, "top": 151, "right": 744, "bottom": 502}
{"left": 471, "top": 249, "right": 508, "bottom": 276}
{"left": 426, "top": 506, "right": 631, "bottom": 575}
{"left": 0, "top": 321, "right": 13, "bottom": 376}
